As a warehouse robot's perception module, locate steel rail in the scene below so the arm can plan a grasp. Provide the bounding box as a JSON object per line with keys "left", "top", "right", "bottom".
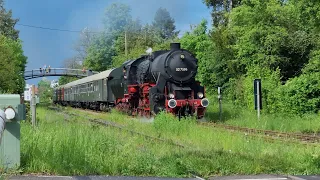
{"left": 48, "top": 106, "right": 320, "bottom": 144}
{"left": 90, "top": 119, "right": 187, "bottom": 148}
{"left": 47, "top": 106, "right": 188, "bottom": 149}
{"left": 200, "top": 122, "right": 320, "bottom": 143}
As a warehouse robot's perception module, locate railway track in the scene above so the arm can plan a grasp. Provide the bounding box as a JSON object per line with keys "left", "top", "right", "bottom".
{"left": 48, "top": 106, "right": 320, "bottom": 144}
{"left": 89, "top": 119, "right": 187, "bottom": 148}
{"left": 200, "top": 122, "right": 320, "bottom": 144}
{"left": 48, "top": 106, "right": 190, "bottom": 149}
{"left": 47, "top": 106, "right": 206, "bottom": 179}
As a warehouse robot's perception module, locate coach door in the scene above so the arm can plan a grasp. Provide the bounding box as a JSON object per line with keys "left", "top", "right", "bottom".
{"left": 103, "top": 78, "right": 108, "bottom": 101}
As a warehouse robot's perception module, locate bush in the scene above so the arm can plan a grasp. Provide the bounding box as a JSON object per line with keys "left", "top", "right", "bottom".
{"left": 276, "top": 72, "right": 320, "bottom": 114}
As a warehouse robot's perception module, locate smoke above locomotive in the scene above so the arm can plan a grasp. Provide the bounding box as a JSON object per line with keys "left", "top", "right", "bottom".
{"left": 53, "top": 43, "right": 209, "bottom": 119}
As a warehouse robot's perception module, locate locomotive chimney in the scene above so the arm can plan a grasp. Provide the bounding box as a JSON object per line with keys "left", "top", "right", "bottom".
{"left": 170, "top": 43, "right": 180, "bottom": 50}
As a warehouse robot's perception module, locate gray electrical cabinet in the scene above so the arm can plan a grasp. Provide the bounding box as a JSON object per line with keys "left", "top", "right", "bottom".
{"left": 0, "top": 94, "right": 26, "bottom": 171}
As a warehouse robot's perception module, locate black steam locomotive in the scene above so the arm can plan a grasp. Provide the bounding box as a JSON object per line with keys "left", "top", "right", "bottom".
{"left": 53, "top": 43, "right": 209, "bottom": 118}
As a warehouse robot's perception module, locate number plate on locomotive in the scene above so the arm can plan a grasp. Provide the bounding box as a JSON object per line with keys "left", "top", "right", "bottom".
{"left": 176, "top": 68, "right": 188, "bottom": 71}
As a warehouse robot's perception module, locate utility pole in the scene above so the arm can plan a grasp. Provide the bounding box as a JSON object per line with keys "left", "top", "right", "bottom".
{"left": 125, "top": 31, "right": 128, "bottom": 57}
{"left": 31, "top": 84, "right": 36, "bottom": 127}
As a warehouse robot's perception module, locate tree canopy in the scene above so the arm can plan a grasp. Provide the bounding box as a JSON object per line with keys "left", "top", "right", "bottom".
{"left": 82, "top": 3, "right": 179, "bottom": 71}
{"left": 38, "top": 78, "right": 53, "bottom": 104}
{"left": 0, "top": 35, "right": 27, "bottom": 94}
{"left": 66, "top": 0, "right": 320, "bottom": 114}
{"left": 0, "top": 0, "right": 27, "bottom": 94}
{"left": 198, "top": 0, "right": 320, "bottom": 114}
{"left": 152, "top": 7, "right": 179, "bottom": 40}
{"left": 0, "top": 0, "right": 19, "bottom": 40}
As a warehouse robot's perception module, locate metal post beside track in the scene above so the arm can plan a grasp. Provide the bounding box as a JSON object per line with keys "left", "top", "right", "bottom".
{"left": 257, "top": 81, "right": 260, "bottom": 120}
{"left": 31, "top": 85, "right": 36, "bottom": 127}
{"left": 254, "top": 79, "right": 262, "bottom": 120}
{"left": 218, "top": 87, "right": 222, "bottom": 122}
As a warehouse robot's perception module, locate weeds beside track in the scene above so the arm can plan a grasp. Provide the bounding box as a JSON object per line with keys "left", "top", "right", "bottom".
{"left": 20, "top": 105, "right": 320, "bottom": 177}
{"left": 50, "top": 105, "right": 320, "bottom": 144}
{"left": 200, "top": 122, "right": 320, "bottom": 144}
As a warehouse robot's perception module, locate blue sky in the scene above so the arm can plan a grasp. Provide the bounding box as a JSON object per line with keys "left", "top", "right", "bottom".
{"left": 4, "top": 0, "right": 212, "bottom": 85}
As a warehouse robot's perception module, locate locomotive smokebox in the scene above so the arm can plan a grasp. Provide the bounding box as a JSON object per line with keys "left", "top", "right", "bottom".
{"left": 150, "top": 43, "right": 197, "bottom": 84}
{"left": 170, "top": 43, "right": 180, "bottom": 50}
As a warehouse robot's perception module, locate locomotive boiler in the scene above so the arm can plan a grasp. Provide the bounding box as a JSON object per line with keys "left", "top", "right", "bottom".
{"left": 53, "top": 43, "right": 209, "bottom": 119}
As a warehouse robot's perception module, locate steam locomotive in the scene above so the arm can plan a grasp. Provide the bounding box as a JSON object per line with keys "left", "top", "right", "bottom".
{"left": 53, "top": 43, "right": 209, "bottom": 118}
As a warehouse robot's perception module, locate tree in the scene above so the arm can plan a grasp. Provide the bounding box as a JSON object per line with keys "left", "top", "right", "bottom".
{"left": 58, "top": 57, "right": 82, "bottom": 85}
{"left": 63, "top": 57, "right": 82, "bottom": 69}
{"left": 38, "top": 78, "right": 53, "bottom": 104}
{"left": 201, "top": 0, "right": 320, "bottom": 113}
{"left": 0, "top": 0, "right": 19, "bottom": 40}
{"left": 152, "top": 8, "right": 179, "bottom": 40}
{"left": 84, "top": 3, "right": 133, "bottom": 71}
{"left": 84, "top": 33, "right": 115, "bottom": 71}
{"left": 203, "top": 0, "right": 242, "bottom": 27}
{"left": 180, "top": 20, "right": 213, "bottom": 86}
{"left": 0, "top": 35, "right": 27, "bottom": 94}
{"left": 102, "top": 3, "right": 132, "bottom": 34}
{"left": 0, "top": 1, "right": 26, "bottom": 94}
{"left": 73, "top": 27, "right": 94, "bottom": 63}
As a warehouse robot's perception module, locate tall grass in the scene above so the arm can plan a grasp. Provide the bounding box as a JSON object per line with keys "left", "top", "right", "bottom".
{"left": 21, "top": 108, "right": 186, "bottom": 177}
{"left": 68, "top": 107, "right": 320, "bottom": 176}
{"left": 205, "top": 95, "right": 320, "bottom": 133}
{"left": 19, "top": 106, "right": 320, "bottom": 178}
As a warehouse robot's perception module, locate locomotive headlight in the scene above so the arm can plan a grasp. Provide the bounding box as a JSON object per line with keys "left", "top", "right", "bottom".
{"left": 4, "top": 107, "right": 16, "bottom": 120}
{"left": 197, "top": 92, "right": 204, "bottom": 99}
{"left": 201, "top": 98, "right": 209, "bottom": 107}
{"left": 168, "top": 93, "right": 175, "bottom": 99}
{"left": 180, "top": 54, "right": 185, "bottom": 59}
{"left": 168, "top": 99, "right": 177, "bottom": 108}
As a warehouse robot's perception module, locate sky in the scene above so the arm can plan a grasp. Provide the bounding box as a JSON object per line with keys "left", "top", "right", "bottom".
{"left": 4, "top": 0, "right": 212, "bottom": 85}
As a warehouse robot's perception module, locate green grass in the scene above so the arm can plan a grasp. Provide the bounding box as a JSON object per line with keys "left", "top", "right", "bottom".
{"left": 21, "top": 108, "right": 186, "bottom": 177}
{"left": 18, "top": 106, "right": 320, "bottom": 178}
{"left": 204, "top": 96, "right": 320, "bottom": 133}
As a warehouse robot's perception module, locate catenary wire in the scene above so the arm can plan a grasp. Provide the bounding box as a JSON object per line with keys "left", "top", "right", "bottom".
{"left": 16, "top": 23, "right": 191, "bottom": 34}
{"left": 16, "top": 23, "right": 103, "bottom": 33}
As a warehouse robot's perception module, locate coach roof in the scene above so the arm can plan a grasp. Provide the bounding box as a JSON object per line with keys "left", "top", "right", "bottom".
{"left": 61, "top": 69, "right": 114, "bottom": 88}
